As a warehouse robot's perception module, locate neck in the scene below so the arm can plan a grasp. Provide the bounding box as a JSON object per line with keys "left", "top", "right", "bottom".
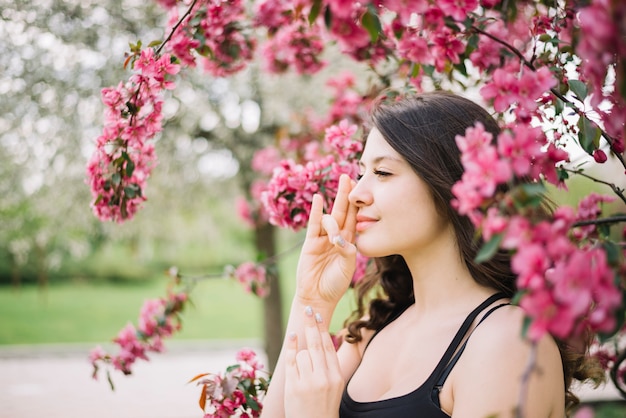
{"left": 401, "top": 226, "right": 492, "bottom": 315}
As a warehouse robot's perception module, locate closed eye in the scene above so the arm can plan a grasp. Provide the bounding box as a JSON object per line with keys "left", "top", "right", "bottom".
{"left": 373, "top": 170, "right": 391, "bottom": 177}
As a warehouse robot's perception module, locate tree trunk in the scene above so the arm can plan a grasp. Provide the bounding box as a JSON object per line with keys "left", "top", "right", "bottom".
{"left": 254, "top": 222, "right": 283, "bottom": 372}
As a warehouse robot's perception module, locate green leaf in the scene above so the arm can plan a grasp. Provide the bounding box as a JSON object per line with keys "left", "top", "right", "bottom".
{"left": 554, "top": 97, "right": 564, "bottom": 115}
{"left": 577, "top": 115, "right": 601, "bottom": 155}
{"left": 556, "top": 167, "right": 569, "bottom": 182}
{"left": 225, "top": 364, "right": 240, "bottom": 373}
{"left": 308, "top": 0, "right": 322, "bottom": 25}
{"left": 538, "top": 33, "right": 552, "bottom": 43}
{"left": 602, "top": 241, "right": 620, "bottom": 266}
{"left": 410, "top": 63, "right": 421, "bottom": 78}
{"left": 148, "top": 40, "right": 162, "bottom": 48}
{"left": 111, "top": 172, "right": 121, "bottom": 186}
{"left": 512, "top": 182, "right": 547, "bottom": 208}
{"left": 324, "top": 4, "right": 332, "bottom": 28}
{"left": 245, "top": 392, "right": 260, "bottom": 411}
{"left": 124, "top": 183, "right": 141, "bottom": 199}
{"left": 361, "top": 9, "right": 382, "bottom": 43}
{"left": 569, "top": 79, "right": 588, "bottom": 101}
{"left": 475, "top": 233, "right": 503, "bottom": 264}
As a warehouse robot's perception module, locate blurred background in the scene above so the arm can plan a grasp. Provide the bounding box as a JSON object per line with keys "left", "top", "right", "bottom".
{"left": 0, "top": 0, "right": 624, "bottom": 417}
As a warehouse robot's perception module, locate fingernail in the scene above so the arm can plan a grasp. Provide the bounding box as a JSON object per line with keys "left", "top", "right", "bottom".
{"left": 315, "top": 313, "right": 323, "bottom": 323}
{"left": 288, "top": 332, "right": 296, "bottom": 340}
{"left": 305, "top": 306, "right": 313, "bottom": 317}
{"left": 333, "top": 235, "right": 346, "bottom": 248}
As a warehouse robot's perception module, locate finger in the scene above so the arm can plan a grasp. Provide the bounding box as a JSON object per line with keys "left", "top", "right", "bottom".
{"left": 285, "top": 332, "right": 300, "bottom": 380}
{"left": 321, "top": 215, "right": 342, "bottom": 247}
{"left": 320, "top": 328, "right": 341, "bottom": 374}
{"left": 343, "top": 196, "right": 358, "bottom": 243}
{"left": 304, "top": 308, "right": 327, "bottom": 369}
{"left": 305, "top": 194, "right": 324, "bottom": 239}
{"left": 330, "top": 174, "right": 353, "bottom": 230}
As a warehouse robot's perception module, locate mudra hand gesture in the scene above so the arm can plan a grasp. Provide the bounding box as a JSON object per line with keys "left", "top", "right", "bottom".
{"left": 295, "top": 173, "right": 358, "bottom": 307}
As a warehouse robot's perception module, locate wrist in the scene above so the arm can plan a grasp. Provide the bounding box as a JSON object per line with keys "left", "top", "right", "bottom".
{"left": 288, "top": 297, "right": 336, "bottom": 331}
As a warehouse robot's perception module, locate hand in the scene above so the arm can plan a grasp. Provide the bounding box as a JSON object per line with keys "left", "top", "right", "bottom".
{"left": 295, "top": 174, "right": 358, "bottom": 307}
{"left": 284, "top": 308, "right": 344, "bottom": 418}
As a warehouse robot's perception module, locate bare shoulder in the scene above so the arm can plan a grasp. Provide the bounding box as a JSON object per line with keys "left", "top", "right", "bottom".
{"left": 449, "top": 304, "right": 565, "bottom": 417}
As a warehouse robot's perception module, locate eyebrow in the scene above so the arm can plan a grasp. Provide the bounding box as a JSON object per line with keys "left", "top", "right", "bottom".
{"left": 358, "top": 155, "right": 404, "bottom": 167}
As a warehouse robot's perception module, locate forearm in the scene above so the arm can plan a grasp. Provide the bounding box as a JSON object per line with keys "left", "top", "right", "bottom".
{"left": 261, "top": 297, "right": 337, "bottom": 418}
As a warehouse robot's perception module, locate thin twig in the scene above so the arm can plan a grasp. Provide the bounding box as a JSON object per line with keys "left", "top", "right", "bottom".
{"left": 178, "top": 238, "right": 304, "bottom": 282}
{"left": 515, "top": 342, "right": 537, "bottom": 418}
{"left": 561, "top": 167, "right": 626, "bottom": 204}
{"left": 155, "top": 0, "right": 199, "bottom": 55}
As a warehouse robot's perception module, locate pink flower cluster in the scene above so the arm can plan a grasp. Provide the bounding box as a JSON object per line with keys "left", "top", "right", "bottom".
{"left": 261, "top": 120, "right": 361, "bottom": 230}
{"left": 480, "top": 65, "right": 556, "bottom": 119}
{"left": 164, "top": 0, "right": 256, "bottom": 77}
{"left": 191, "top": 348, "right": 269, "bottom": 418}
{"left": 452, "top": 122, "right": 569, "bottom": 219}
{"left": 227, "top": 262, "right": 270, "bottom": 298}
{"left": 90, "top": 291, "right": 188, "bottom": 383}
{"left": 506, "top": 211, "right": 621, "bottom": 341}
{"left": 86, "top": 48, "right": 180, "bottom": 222}
{"left": 576, "top": 0, "right": 626, "bottom": 106}
{"left": 260, "top": 21, "right": 326, "bottom": 75}
{"left": 452, "top": 123, "right": 621, "bottom": 342}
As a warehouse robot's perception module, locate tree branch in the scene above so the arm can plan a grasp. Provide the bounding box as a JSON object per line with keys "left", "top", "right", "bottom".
{"left": 573, "top": 215, "right": 626, "bottom": 227}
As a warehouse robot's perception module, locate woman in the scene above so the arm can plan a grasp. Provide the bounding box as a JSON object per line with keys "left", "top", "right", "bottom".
{"left": 261, "top": 91, "right": 596, "bottom": 417}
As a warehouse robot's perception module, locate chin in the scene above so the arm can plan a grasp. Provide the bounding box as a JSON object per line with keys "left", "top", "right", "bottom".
{"left": 355, "top": 239, "right": 393, "bottom": 258}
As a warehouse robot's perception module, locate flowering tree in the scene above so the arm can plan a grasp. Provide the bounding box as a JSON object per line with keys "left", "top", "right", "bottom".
{"left": 88, "top": 0, "right": 626, "bottom": 410}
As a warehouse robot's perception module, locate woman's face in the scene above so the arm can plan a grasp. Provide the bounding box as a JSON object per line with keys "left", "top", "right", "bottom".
{"left": 348, "top": 127, "right": 449, "bottom": 259}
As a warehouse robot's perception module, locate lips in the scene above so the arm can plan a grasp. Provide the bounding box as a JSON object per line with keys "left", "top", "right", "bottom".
{"left": 355, "top": 215, "right": 378, "bottom": 232}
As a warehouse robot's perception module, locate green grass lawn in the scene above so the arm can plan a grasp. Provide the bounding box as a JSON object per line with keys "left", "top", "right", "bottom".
{"left": 0, "top": 278, "right": 265, "bottom": 345}
{"left": 0, "top": 240, "right": 354, "bottom": 346}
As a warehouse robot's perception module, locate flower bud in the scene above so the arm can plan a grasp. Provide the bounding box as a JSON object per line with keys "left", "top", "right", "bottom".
{"left": 593, "top": 149, "right": 607, "bottom": 163}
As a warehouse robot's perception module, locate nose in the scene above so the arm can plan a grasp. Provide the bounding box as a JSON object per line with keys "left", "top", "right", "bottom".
{"left": 348, "top": 176, "right": 372, "bottom": 207}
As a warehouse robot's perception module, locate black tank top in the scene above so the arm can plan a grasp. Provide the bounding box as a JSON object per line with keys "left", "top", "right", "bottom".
{"left": 339, "top": 293, "right": 509, "bottom": 418}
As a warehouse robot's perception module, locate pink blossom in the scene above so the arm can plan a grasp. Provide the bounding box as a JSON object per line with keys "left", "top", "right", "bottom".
{"left": 236, "top": 197, "right": 255, "bottom": 227}
{"left": 480, "top": 67, "right": 519, "bottom": 112}
{"left": 396, "top": 29, "right": 433, "bottom": 66}
{"left": 252, "top": 147, "right": 282, "bottom": 175}
{"left": 324, "top": 119, "right": 362, "bottom": 160}
{"left": 381, "top": 0, "right": 430, "bottom": 25}
{"left": 253, "top": 0, "right": 294, "bottom": 30}
{"left": 497, "top": 125, "right": 543, "bottom": 177}
{"left": 431, "top": 26, "right": 465, "bottom": 71}
{"left": 439, "top": 0, "right": 479, "bottom": 21}
{"left": 327, "top": 0, "right": 358, "bottom": 19}
{"left": 481, "top": 207, "right": 508, "bottom": 241}
{"left": 520, "top": 288, "right": 577, "bottom": 340}
{"left": 232, "top": 262, "right": 270, "bottom": 297}
{"left": 261, "top": 17, "right": 326, "bottom": 75}
{"left": 351, "top": 253, "right": 370, "bottom": 286}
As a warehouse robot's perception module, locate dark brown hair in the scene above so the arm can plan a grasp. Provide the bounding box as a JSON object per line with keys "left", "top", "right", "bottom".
{"left": 343, "top": 90, "right": 602, "bottom": 412}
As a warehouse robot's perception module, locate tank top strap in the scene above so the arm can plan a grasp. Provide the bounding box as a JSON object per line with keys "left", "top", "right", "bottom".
{"left": 427, "top": 292, "right": 508, "bottom": 384}
{"left": 433, "top": 302, "right": 511, "bottom": 390}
